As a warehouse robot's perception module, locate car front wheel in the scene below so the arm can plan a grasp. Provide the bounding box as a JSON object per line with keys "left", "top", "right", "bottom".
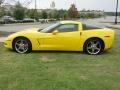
{"left": 84, "top": 38, "right": 104, "bottom": 55}
{"left": 13, "top": 37, "right": 32, "bottom": 54}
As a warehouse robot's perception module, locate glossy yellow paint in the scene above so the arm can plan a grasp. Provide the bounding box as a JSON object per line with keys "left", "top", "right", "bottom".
{"left": 4, "top": 21, "right": 115, "bottom": 52}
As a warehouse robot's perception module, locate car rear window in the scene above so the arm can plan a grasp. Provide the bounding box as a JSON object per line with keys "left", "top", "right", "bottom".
{"left": 82, "top": 24, "right": 101, "bottom": 30}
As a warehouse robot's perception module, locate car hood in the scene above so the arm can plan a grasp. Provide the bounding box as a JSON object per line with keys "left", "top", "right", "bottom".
{"left": 5, "top": 28, "right": 43, "bottom": 40}
{"left": 13, "top": 28, "right": 43, "bottom": 35}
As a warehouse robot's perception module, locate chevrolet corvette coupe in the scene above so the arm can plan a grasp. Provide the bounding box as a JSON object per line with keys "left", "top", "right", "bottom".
{"left": 4, "top": 21, "right": 115, "bottom": 55}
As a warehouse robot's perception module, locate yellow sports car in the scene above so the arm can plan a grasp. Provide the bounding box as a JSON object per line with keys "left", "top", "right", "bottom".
{"left": 4, "top": 21, "right": 115, "bottom": 55}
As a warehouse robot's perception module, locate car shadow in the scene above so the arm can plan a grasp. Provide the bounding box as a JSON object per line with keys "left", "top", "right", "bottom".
{"left": 32, "top": 50, "right": 83, "bottom": 54}
{"left": 31, "top": 50, "right": 111, "bottom": 56}
{"left": 7, "top": 49, "right": 112, "bottom": 55}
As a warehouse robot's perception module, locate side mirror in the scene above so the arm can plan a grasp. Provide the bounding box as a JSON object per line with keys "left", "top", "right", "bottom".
{"left": 52, "top": 30, "right": 59, "bottom": 35}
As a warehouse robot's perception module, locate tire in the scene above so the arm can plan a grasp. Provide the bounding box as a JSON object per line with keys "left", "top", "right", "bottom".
{"left": 84, "top": 38, "right": 104, "bottom": 55}
{"left": 13, "top": 37, "right": 32, "bottom": 53}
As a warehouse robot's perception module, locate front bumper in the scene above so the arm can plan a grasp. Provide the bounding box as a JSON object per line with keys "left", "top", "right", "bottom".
{"left": 4, "top": 39, "right": 12, "bottom": 49}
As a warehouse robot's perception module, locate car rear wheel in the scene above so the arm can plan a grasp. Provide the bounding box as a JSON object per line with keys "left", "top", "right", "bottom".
{"left": 84, "top": 38, "right": 104, "bottom": 55}
{"left": 13, "top": 37, "right": 32, "bottom": 53}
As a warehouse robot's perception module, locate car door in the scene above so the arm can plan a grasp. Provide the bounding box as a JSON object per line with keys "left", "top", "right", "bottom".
{"left": 39, "top": 24, "right": 81, "bottom": 51}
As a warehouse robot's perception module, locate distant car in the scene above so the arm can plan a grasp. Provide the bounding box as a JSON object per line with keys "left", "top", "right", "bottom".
{"left": 1, "top": 15, "right": 14, "bottom": 24}
{"left": 4, "top": 21, "right": 115, "bottom": 55}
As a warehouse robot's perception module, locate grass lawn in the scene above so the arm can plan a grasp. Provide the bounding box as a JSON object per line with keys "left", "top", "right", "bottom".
{"left": 0, "top": 36, "right": 120, "bottom": 90}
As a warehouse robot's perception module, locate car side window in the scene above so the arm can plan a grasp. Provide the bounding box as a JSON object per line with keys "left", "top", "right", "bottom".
{"left": 82, "top": 24, "right": 101, "bottom": 30}
{"left": 55, "top": 24, "right": 78, "bottom": 32}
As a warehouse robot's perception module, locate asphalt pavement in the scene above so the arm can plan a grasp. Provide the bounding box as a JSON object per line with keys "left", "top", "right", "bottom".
{"left": 0, "top": 23, "right": 52, "bottom": 32}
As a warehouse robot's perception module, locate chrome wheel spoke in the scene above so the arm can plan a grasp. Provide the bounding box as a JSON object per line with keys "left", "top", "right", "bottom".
{"left": 90, "top": 41, "right": 94, "bottom": 45}
{"left": 95, "top": 42, "right": 99, "bottom": 46}
{"left": 20, "top": 40, "right": 24, "bottom": 44}
{"left": 94, "top": 47, "right": 100, "bottom": 51}
{"left": 87, "top": 40, "right": 101, "bottom": 55}
{"left": 15, "top": 39, "right": 28, "bottom": 53}
{"left": 92, "top": 48, "right": 95, "bottom": 54}
{"left": 18, "top": 46, "right": 22, "bottom": 50}
{"left": 16, "top": 43, "right": 20, "bottom": 47}
{"left": 23, "top": 44, "right": 28, "bottom": 50}
{"left": 87, "top": 46, "right": 92, "bottom": 49}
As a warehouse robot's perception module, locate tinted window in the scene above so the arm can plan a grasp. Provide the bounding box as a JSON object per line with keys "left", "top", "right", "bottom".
{"left": 55, "top": 24, "right": 78, "bottom": 32}
{"left": 82, "top": 24, "right": 101, "bottom": 30}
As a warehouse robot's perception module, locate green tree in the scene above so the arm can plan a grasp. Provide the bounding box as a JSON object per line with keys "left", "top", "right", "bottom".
{"left": 68, "top": 4, "right": 78, "bottom": 18}
{"left": 0, "top": 7, "right": 5, "bottom": 17}
{"left": 34, "top": 10, "right": 38, "bottom": 20}
{"left": 51, "top": 10, "right": 59, "bottom": 19}
{"left": 13, "top": 2, "right": 25, "bottom": 20}
{"left": 48, "top": 9, "right": 67, "bottom": 20}
{"left": 58, "top": 9, "right": 67, "bottom": 19}
{"left": 27, "top": 9, "right": 34, "bottom": 19}
{"left": 41, "top": 11, "right": 48, "bottom": 19}
{"left": 5, "top": 11, "right": 12, "bottom": 16}
{"left": 48, "top": 11, "right": 52, "bottom": 19}
{"left": 27, "top": 9, "right": 40, "bottom": 20}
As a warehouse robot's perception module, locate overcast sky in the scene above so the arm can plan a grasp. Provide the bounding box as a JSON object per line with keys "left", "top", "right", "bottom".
{"left": 5, "top": 0, "right": 120, "bottom": 12}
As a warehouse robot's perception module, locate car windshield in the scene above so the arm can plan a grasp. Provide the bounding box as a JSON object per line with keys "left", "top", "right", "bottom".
{"left": 40, "top": 23, "right": 60, "bottom": 33}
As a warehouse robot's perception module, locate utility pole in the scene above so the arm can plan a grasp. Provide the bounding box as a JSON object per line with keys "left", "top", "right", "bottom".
{"left": 115, "top": 0, "right": 119, "bottom": 24}
{"left": 35, "top": 0, "right": 36, "bottom": 10}
{"left": 34, "top": 0, "right": 37, "bottom": 22}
